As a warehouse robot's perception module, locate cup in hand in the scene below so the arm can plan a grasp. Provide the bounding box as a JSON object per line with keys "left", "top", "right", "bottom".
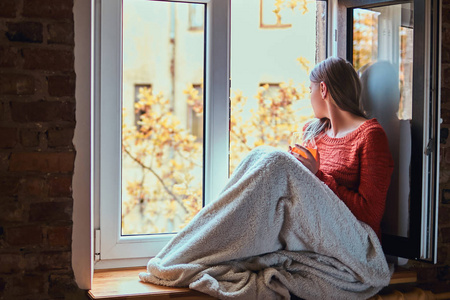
{"left": 290, "top": 132, "right": 317, "bottom": 159}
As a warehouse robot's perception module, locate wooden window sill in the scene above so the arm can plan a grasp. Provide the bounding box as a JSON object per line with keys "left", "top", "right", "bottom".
{"left": 88, "top": 267, "right": 215, "bottom": 299}
{"left": 88, "top": 267, "right": 417, "bottom": 300}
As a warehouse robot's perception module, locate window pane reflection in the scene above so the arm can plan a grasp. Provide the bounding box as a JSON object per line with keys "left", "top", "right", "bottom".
{"left": 354, "top": 3, "right": 413, "bottom": 238}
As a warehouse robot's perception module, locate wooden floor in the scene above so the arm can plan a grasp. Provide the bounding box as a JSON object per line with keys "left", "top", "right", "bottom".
{"left": 88, "top": 267, "right": 419, "bottom": 300}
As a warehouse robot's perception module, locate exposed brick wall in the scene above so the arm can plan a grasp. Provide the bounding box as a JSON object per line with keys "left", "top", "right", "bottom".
{"left": 0, "top": 0, "right": 85, "bottom": 298}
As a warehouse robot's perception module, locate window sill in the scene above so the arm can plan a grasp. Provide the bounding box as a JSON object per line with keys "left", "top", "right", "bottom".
{"left": 88, "top": 267, "right": 418, "bottom": 300}
{"left": 88, "top": 267, "right": 215, "bottom": 299}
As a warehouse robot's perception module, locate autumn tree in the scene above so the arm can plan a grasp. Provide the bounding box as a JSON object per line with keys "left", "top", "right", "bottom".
{"left": 121, "top": 1, "right": 316, "bottom": 234}
{"left": 122, "top": 87, "right": 203, "bottom": 234}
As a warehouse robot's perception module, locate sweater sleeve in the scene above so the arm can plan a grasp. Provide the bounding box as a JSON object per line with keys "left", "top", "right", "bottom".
{"left": 316, "top": 128, "right": 394, "bottom": 232}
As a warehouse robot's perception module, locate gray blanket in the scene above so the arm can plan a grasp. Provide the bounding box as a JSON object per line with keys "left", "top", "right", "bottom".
{"left": 139, "top": 146, "right": 392, "bottom": 300}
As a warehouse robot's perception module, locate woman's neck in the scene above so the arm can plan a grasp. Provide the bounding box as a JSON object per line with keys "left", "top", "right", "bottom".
{"left": 327, "top": 110, "right": 367, "bottom": 138}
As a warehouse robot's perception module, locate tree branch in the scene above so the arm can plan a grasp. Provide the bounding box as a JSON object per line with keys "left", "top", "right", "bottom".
{"left": 123, "top": 146, "right": 188, "bottom": 214}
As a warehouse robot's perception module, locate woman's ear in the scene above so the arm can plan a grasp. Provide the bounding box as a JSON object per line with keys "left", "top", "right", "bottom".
{"left": 320, "top": 81, "right": 327, "bottom": 99}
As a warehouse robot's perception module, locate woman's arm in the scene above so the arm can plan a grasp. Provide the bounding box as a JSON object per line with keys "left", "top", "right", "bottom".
{"left": 316, "top": 128, "right": 394, "bottom": 231}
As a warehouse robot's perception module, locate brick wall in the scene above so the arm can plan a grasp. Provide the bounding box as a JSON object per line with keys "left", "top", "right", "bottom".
{"left": 0, "top": 0, "right": 85, "bottom": 298}
{"left": 0, "top": 0, "right": 448, "bottom": 299}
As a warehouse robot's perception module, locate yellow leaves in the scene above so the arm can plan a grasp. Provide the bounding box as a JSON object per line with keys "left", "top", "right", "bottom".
{"left": 229, "top": 79, "right": 313, "bottom": 173}
{"left": 297, "top": 56, "right": 311, "bottom": 74}
{"left": 165, "top": 200, "right": 178, "bottom": 219}
{"left": 184, "top": 83, "right": 203, "bottom": 116}
{"left": 272, "top": 0, "right": 309, "bottom": 23}
{"left": 122, "top": 75, "right": 314, "bottom": 234}
{"left": 173, "top": 184, "right": 186, "bottom": 195}
{"left": 122, "top": 85, "right": 204, "bottom": 234}
{"left": 352, "top": 11, "right": 378, "bottom": 70}
{"left": 288, "top": 0, "right": 297, "bottom": 10}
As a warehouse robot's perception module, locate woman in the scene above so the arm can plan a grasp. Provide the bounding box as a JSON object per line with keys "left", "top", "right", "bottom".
{"left": 140, "top": 57, "right": 394, "bottom": 300}
{"left": 290, "top": 57, "right": 394, "bottom": 240}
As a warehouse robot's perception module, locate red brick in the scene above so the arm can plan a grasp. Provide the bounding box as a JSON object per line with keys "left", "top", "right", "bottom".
{"left": 20, "top": 129, "right": 40, "bottom": 147}
{"left": 0, "top": 176, "right": 19, "bottom": 197}
{"left": 0, "top": 46, "right": 19, "bottom": 68}
{"left": 0, "top": 277, "right": 5, "bottom": 298}
{"left": 0, "top": 202, "right": 26, "bottom": 223}
{"left": 23, "top": 0, "right": 73, "bottom": 20}
{"left": 11, "top": 101, "right": 75, "bottom": 122}
{"left": 47, "top": 225, "right": 72, "bottom": 247}
{"left": 443, "top": 47, "right": 450, "bottom": 65}
{"left": 437, "top": 243, "right": 448, "bottom": 264}
{"left": 0, "top": 0, "right": 16, "bottom": 18}
{"left": 444, "top": 67, "right": 450, "bottom": 87}
{"left": 9, "top": 152, "right": 75, "bottom": 173}
{"left": 6, "top": 22, "right": 43, "bottom": 43}
{"left": 0, "top": 153, "right": 9, "bottom": 172}
{"left": 19, "top": 177, "right": 46, "bottom": 198}
{"left": 0, "top": 74, "right": 35, "bottom": 95}
{"left": 11, "top": 274, "right": 45, "bottom": 296}
{"left": 439, "top": 204, "right": 450, "bottom": 223}
{"left": 29, "top": 201, "right": 72, "bottom": 223}
{"left": 48, "top": 127, "right": 74, "bottom": 147}
{"left": 444, "top": 7, "right": 450, "bottom": 32}
{"left": 442, "top": 88, "right": 450, "bottom": 107}
{"left": 49, "top": 274, "right": 79, "bottom": 298}
{"left": 48, "top": 22, "right": 74, "bottom": 45}
{"left": 23, "top": 48, "right": 73, "bottom": 71}
{"left": 48, "top": 75, "right": 75, "bottom": 97}
{"left": 48, "top": 176, "right": 72, "bottom": 197}
{"left": 0, "top": 128, "right": 17, "bottom": 148}
{"left": 442, "top": 226, "right": 450, "bottom": 244}
{"left": 5, "top": 225, "right": 42, "bottom": 246}
{"left": 0, "top": 101, "right": 4, "bottom": 119}
{"left": 25, "top": 251, "right": 71, "bottom": 271}
{"left": 442, "top": 108, "right": 450, "bottom": 125}
{"left": 0, "top": 254, "right": 22, "bottom": 273}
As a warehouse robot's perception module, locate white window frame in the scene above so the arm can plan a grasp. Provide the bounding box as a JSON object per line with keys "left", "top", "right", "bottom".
{"left": 94, "top": 0, "right": 230, "bottom": 269}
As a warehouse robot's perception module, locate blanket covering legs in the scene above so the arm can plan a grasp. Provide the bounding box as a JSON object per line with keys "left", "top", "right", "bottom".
{"left": 139, "top": 146, "right": 392, "bottom": 300}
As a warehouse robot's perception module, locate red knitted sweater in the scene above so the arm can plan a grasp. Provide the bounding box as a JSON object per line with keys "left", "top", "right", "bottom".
{"left": 313, "top": 118, "right": 394, "bottom": 239}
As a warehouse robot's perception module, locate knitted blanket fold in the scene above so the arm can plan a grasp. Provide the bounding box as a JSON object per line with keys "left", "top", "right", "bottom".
{"left": 139, "top": 146, "right": 392, "bottom": 300}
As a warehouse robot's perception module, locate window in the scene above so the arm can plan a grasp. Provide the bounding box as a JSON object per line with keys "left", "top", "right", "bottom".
{"left": 95, "top": 0, "right": 229, "bottom": 268}
{"left": 93, "top": 0, "right": 440, "bottom": 269}
{"left": 342, "top": 0, "right": 440, "bottom": 262}
{"left": 95, "top": 0, "right": 326, "bottom": 268}
{"left": 189, "top": 4, "right": 204, "bottom": 30}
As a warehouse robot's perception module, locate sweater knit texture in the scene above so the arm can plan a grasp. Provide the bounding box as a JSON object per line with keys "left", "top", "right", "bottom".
{"left": 313, "top": 118, "right": 394, "bottom": 239}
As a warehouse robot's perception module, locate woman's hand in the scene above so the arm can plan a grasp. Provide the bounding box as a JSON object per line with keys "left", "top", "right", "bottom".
{"left": 288, "top": 144, "right": 320, "bottom": 174}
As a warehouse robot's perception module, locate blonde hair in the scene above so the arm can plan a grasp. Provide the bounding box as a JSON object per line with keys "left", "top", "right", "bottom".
{"left": 303, "top": 57, "right": 367, "bottom": 143}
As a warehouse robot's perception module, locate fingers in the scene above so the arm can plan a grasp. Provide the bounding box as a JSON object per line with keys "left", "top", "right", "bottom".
{"left": 291, "top": 144, "right": 319, "bottom": 174}
{"left": 294, "top": 144, "right": 314, "bottom": 160}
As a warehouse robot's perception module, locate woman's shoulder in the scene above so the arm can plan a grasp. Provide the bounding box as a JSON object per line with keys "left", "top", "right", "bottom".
{"left": 359, "top": 118, "right": 388, "bottom": 137}
{"left": 358, "top": 119, "right": 391, "bottom": 150}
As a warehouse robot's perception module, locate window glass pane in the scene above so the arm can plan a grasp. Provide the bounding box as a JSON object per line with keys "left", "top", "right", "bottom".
{"left": 230, "top": 0, "right": 327, "bottom": 173}
{"left": 353, "top": 3, "right": 413, "bottom": 238}
{"left": 122, "top": 0, "right": 205, "bottom": 235}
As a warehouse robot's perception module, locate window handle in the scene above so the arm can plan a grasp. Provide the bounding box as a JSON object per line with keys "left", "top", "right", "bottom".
{"left": 424, "top": 138, "right": 435, "bottom": 156}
